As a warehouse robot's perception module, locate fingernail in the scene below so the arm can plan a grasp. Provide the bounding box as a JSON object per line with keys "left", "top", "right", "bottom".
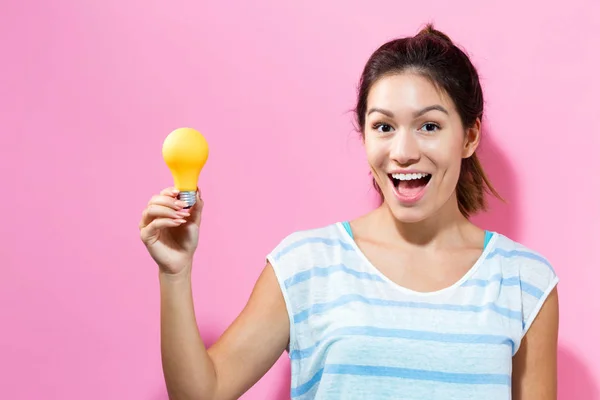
{"left": 176, "top": 210, "right": 190, "bottom": 217}
{"left": 175, "top": 200, "right": 188, "bottom": 208}
{"left": 172, "top": 188, "right": 180, "bottom": 194}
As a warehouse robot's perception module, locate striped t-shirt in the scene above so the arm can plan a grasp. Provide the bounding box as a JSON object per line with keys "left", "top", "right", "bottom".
{"left": 267, "top": 222, "right": 558, "bottom": 400}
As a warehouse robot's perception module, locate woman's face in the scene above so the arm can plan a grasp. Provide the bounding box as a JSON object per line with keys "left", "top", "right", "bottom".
{"left": 364, "top": 73, "right": 480, "bottom": 223}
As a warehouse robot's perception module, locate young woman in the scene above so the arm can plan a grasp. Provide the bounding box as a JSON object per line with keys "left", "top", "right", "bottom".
{"left": 139, "top": 24, "right": 559, "bottom": 400}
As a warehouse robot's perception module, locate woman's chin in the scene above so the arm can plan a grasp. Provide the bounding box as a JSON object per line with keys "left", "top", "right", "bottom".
{"left": 388, "top": 207, "right": 430, "bottom": 224}
{"left": 383, "top": 197, "right": 431, "bottom": 224}
{"left": 383, "top": 187, "right": 458, "bottom": 225}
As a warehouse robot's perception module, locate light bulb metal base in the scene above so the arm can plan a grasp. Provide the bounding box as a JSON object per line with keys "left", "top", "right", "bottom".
{"left": 178, "top": 191, "right": 196, "bottom": 208}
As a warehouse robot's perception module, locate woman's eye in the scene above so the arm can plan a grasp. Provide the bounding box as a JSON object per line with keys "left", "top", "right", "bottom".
{"left": 420, "top": 122, "right": 440, "bottom": 133}
{"left": 374, "top": 123, "right": 394, "bottom": 133}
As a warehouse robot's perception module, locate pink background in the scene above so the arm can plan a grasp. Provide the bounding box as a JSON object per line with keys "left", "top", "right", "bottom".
{"left": 1, "top": 0, "right": 599, "bottom": 399}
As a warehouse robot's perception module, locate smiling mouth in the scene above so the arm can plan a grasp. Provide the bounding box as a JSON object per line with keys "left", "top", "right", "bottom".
{"left": 388, "top": 172, "right": 432, "bottom": 201}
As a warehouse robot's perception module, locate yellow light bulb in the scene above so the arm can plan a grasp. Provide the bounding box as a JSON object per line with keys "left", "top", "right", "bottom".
{"left": 162, "top": 127, "right": 209, "bottom": 207}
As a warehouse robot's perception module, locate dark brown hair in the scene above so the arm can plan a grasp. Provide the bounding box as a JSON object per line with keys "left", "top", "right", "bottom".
{"left": 354, "top": 24, "right": 501, "bottom": 217}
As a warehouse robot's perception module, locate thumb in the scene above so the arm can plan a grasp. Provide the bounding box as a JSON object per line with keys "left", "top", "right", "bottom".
{"left": 189, "top": 187, "right": 203, "bottom": 225}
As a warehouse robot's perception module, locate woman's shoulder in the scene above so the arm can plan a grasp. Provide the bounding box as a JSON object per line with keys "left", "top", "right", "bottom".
{"left": 484, "top": 232, "right": 559, "bottom": 321}
{"left": 484, "top": 232, "right": 559, "bottom": 342}
{"left": 487, "top": 232, "right": 557, "bottom": 278}
{"left": 266, "top": 221, "right": 350, "bottom": 263}
{"left": 265, "top": 221, "right": 352, "bottom": 295}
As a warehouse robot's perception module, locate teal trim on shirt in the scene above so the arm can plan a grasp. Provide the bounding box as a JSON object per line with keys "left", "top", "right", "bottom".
{"left": 483, "top": 230, "right": 493, "bottom": 249}
{"left": 342, "top": 221, "right": 353, "bottom": 239}
{"left": 342, "top": 221, "right": 493, "bottom": 250}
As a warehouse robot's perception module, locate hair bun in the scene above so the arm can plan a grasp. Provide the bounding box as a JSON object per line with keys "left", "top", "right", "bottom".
{"left": 416, "top": 23, "right": 453, "bottom": 44}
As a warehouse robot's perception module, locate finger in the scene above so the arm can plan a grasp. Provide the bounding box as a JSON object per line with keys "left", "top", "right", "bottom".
{"left": 188, "top": 188, "right": 204, "bottom": 223}
{"left": 140, "top": 218, "right": 186, "bottom": 243}
{"left": 147, "top": 194, "right": 188, "bottom": 211}
{"left": 140, "top": 204, "right": 191, "bottom": 228}
{"left": 160, "top": 187, "right": 180, "bottom": 197}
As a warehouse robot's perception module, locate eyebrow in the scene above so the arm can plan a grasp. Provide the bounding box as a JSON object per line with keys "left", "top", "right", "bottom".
{"left": 367, "top": 105, "right": 449, "bottom": 118}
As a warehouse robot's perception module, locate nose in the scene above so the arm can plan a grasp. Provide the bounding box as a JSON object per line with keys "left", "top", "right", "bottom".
{"left": 389, "top": 129, "right": 420, "bottom": 166}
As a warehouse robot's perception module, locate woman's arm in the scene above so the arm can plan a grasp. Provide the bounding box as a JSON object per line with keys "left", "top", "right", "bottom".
{"left": 512, "top": 287, "right": 559, "bottom": 400}
{"left": 160, "top": 262, "right": 289, "bottom": 400}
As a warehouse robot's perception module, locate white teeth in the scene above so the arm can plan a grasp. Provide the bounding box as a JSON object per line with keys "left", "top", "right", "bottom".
{"left": 391, "top": 173, "right": 430, "bottom": 181}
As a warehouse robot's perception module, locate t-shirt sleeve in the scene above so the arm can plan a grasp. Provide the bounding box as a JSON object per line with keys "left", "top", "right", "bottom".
{"left": 265, "top": 232, "right": 302, "bottom": 355}
{"left": 266, "top": 231, "right": 300, "bottom": 295}
{"left": 519, "top": 252, "right": 559, "bottom": 337}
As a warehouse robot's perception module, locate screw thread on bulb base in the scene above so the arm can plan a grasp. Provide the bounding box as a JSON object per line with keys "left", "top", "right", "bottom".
{"left": 178, "top": 191, "right": 196, "bottom": 208}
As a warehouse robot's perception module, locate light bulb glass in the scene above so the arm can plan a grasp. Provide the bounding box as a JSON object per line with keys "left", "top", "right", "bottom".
{"left": 162, "top": 127, "right": 209, "bottom": 207}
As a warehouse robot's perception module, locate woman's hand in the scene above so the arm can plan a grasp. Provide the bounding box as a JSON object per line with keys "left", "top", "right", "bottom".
{"left": 139, "top": 187, "right": 203, "bottom": 275}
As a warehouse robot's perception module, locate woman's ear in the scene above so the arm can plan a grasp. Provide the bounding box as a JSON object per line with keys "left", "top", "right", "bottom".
{"left": 462, "top": 118, "right": 482, "bottom": 159}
